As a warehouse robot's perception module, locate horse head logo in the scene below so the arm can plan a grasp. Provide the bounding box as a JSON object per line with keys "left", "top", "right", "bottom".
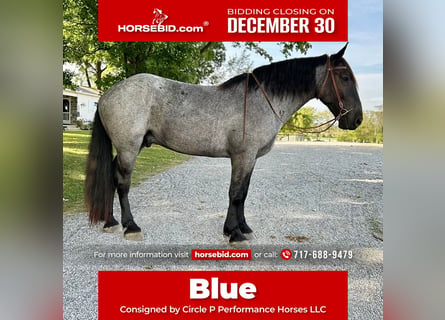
{"left": 152, "top": 8, "right": 168, "bottom": 25}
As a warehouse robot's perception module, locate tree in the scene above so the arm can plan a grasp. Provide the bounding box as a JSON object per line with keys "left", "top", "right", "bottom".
{"left": 232, "top": 42, "right": 311, "bottom": 62}
{"left": 281, "top": 106, "right": 316, "bottom": 133}
{"left": 205, "top": 49, "right": 254, "bottom": 85}
{"left": 103, "top": 42, "right": 225, "bottom": 85}
{"left": 63, "top": 0, "right": 107, "bottom": 89}
{"left": 63, "top": 69, "right": 77, "bottom": 90}
{"left": 336, "top": 108, "right": 384, "bottom": 143}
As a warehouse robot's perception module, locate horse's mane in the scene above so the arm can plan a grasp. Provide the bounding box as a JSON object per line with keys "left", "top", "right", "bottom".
{"left": 219, "top": 55, "right": 328, "bottom": 97}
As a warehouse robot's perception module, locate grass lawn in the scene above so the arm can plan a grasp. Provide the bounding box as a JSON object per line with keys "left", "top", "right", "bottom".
{"left": 63, "top": 131, "right": 190, "bottom": 213}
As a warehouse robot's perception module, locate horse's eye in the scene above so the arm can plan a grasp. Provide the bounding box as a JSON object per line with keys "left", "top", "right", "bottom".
{"left": 342, "top": 76, "right": 349, "bottom": 82}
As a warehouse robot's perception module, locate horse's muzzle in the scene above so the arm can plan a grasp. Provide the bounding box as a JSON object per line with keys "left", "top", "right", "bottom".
{"left": 339, "top": 112, "right": 363, "bottom": 130}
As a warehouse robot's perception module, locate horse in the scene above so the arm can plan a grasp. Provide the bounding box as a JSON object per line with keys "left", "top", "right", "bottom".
{"left": 152, "top": 9, "right": 168, "bottom": 25}
{"left": 85, "top": 44, "right": 362, "bottom": 243}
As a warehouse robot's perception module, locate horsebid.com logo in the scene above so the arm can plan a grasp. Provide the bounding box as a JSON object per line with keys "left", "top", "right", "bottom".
{"left": 152, "top": 8, "right": 168, "bottom": 25}
{"left": 117, "top": 8, "right": 206, "bottom": 33}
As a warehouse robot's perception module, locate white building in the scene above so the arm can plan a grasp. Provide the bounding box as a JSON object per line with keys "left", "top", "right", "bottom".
{"left": 63, "top": 86, "right": 100, "bottom": 125}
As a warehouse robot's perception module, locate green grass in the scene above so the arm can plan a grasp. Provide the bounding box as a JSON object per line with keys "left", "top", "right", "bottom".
{"left": 63, "top": 131, "right": 190, "bottom": 213}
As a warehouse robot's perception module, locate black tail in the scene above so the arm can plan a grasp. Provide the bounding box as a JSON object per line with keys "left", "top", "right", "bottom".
{"left": 85, "top": 111, "right": 115, "bottom": 224}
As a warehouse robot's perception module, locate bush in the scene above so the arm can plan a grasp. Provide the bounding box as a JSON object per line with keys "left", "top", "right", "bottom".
{"left": 76, "top": 119, "right": 93, "bottom": 130}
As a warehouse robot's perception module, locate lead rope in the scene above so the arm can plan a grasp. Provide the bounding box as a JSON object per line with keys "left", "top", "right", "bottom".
{"left": 242, "top": 56, "right": 350, "bottom": 142}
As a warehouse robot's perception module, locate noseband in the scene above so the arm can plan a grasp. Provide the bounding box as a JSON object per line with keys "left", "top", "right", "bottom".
{"left": 242, "top": 55, "right": 351, "bottom": 142}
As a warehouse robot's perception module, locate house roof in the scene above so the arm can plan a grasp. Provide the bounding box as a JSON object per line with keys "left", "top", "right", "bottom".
{"left": 63, "top": 86, "right": 100, "bottom": 98}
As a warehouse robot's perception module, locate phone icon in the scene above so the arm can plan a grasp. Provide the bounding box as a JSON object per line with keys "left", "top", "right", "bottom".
{"left": 281, "top": 248, "right": 292, "bottom": 260}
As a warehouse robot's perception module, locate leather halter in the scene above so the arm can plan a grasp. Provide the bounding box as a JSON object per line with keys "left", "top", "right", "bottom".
{"left": 242, "top": 55, "right": 350, "bottom": 142}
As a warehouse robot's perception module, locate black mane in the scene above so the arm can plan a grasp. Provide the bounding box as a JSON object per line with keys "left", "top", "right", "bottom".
{"left": 219, "top": 55, "right": 328, "bottom": 97}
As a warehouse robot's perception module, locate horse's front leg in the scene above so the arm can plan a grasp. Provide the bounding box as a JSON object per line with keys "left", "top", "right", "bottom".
{"left": 224, "top": 153, "right": 256, "bottom": 243}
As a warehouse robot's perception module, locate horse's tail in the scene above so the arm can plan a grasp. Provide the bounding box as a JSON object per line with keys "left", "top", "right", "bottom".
{"left": 85, "top": 110, "right": 115, "bottom": 224}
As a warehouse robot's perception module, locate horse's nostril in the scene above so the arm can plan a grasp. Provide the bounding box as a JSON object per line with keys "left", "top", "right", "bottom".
{"left": 355, "top": 117, "right": 362, "bottom": 127}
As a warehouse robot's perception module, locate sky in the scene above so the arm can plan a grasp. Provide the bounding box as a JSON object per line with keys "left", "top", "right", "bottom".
{"left": 225, "top": 0, "right": 383, "bottom": 111}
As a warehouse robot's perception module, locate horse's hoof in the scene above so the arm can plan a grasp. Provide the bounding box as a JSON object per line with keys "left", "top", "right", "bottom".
{"left": 124, "top": 231, "right": 144, "bottom": 241}
{"left": 103, "top": 224, "right": 120, "bottom": 233}
{"left": 242, "top": 232, "right": 255, "bottom": 240}
{"left": 229, "top": 239, "right": 250, "bottom": 248}
{"left": 229, "top": 228, "right": 247, "bottom": 243}
{"left": 103, "top": 217, "right": 120, "bottom": 233}
{"left": 123, "top": 221, "right": 143, "bottom": 241}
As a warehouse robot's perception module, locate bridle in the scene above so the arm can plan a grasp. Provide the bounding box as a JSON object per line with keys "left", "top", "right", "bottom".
{"left": 317, "top": 55, "right": 350, "bottom": 117}
{"left": 242, "top": 55, "right": 351, "bottom": 142}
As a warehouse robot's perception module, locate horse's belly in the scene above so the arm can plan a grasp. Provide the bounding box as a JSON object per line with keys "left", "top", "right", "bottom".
{"left": 153, "top": 128, "right": 231, "bottom": 158}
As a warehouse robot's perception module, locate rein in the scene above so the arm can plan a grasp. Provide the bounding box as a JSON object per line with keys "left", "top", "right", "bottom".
{"left": 242, "top": 55, "right": 350, "bottom": 142}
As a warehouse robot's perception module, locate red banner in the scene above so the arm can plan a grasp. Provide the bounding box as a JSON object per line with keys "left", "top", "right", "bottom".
{"left": 98, "top": 0, "right": 348, "bottom": 42}
{"left": 98, "top": 271, "right": 348, "bottom": 319}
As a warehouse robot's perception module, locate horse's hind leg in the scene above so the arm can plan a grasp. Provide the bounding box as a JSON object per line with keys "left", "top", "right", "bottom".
{"left": 101, "top": 158, "right": 119, "bottom": 233}
{"left": 224, "top": 153, "right": 256, "bottom": 243}
{"left": 114, "top": 149, "right": 143, "bottom": 240}
{"left": 103, "top": 210, "right": 120, "bottom": 233}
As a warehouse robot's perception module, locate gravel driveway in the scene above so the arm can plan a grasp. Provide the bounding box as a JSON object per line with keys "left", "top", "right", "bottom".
{"left": 63, "top": 141, "right": 383, "bottom": 319}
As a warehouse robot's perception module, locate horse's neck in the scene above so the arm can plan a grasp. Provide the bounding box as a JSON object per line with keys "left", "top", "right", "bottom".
{"left": 269, "top": 91, "right": 316, "bottom": 123}
{"left": 268, "top": 62, "right": 325, "bottom": 122}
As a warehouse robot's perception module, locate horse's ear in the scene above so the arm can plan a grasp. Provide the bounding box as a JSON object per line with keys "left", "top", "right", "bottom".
{"left": 332, "top": 43, "right": 348, "bottom": 61}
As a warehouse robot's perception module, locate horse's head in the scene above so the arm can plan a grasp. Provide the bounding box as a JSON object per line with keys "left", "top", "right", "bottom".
{"left": 318, "top": 44, "right": 363, "bottom": 130}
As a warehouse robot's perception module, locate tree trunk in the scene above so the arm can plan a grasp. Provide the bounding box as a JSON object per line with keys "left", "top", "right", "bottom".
{"left": 95, "top": 61, "right": 106, "bottom": 91}
{"left": 84, "top": 61, "right": 91, "bottom": 88}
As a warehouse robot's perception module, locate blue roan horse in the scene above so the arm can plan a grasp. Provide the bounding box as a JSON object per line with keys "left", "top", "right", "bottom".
{"left": 85, "top": 44, "right": 362, "bottom": 243}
